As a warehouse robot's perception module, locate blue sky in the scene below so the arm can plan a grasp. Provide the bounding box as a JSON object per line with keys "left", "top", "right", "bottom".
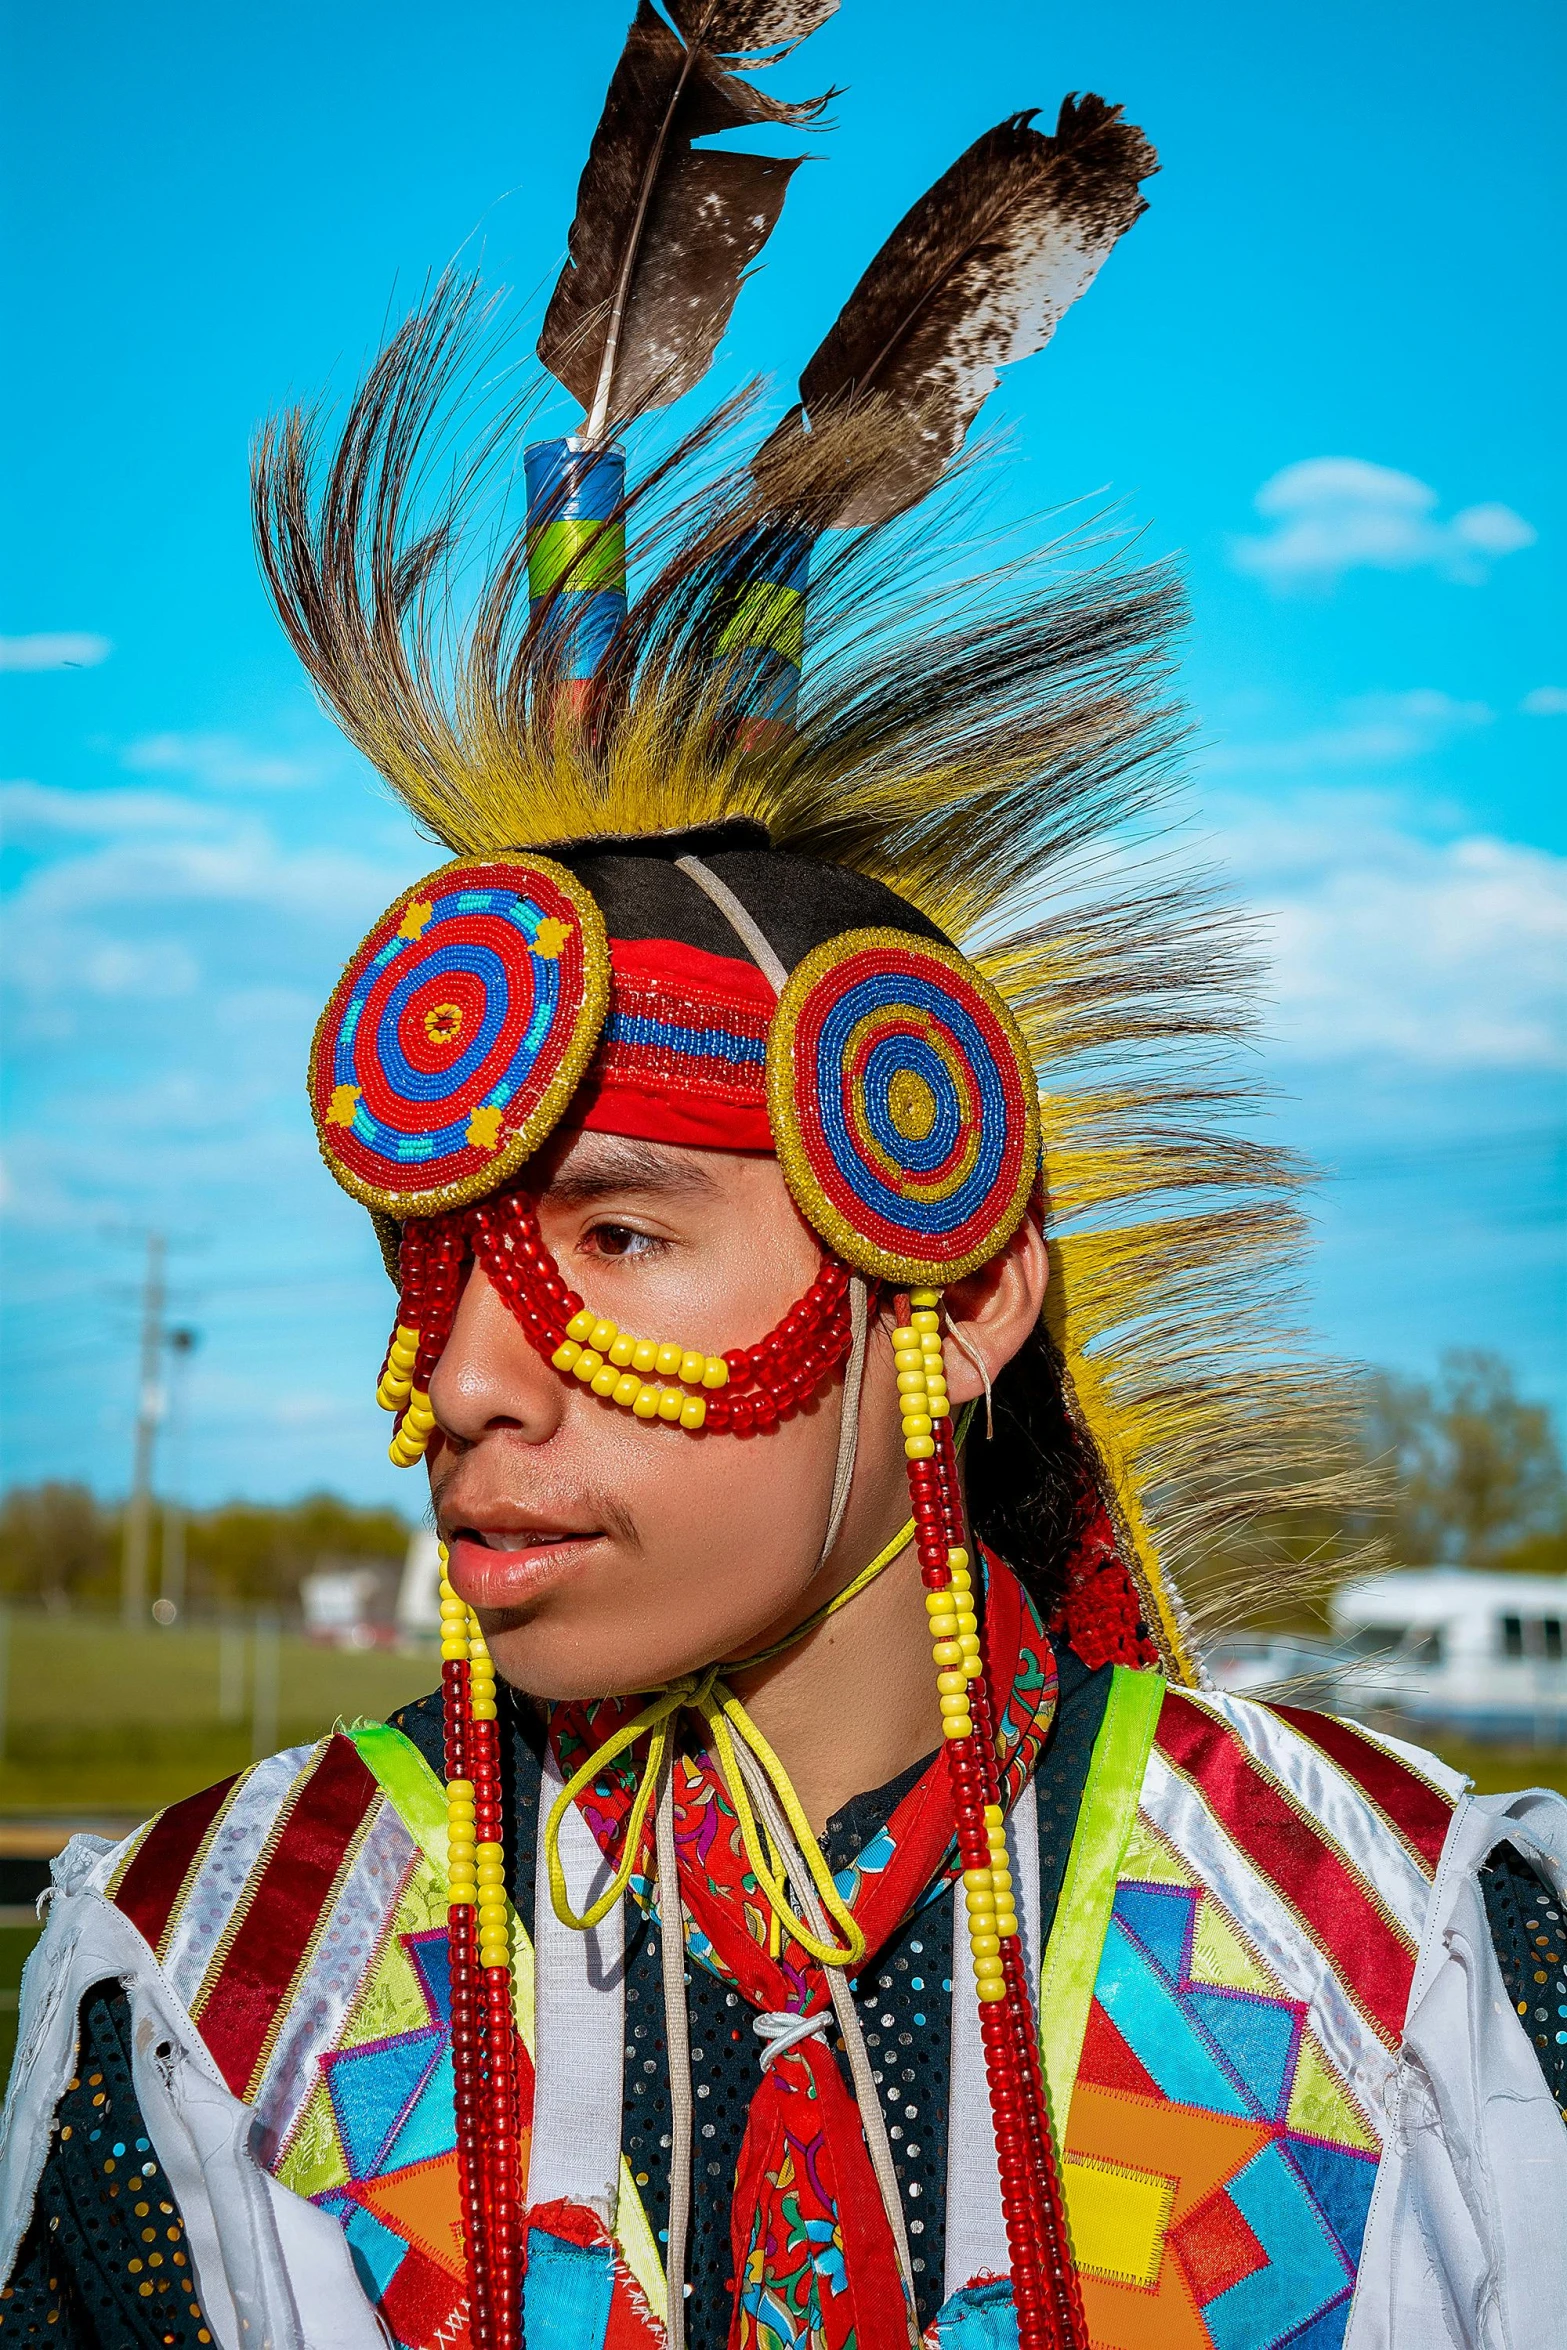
{"left": 2, "top": 0, "right": 1562, "bottom": 1511}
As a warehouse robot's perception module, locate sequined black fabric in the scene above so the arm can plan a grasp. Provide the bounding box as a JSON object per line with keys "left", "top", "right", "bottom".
{"left": 1482, "top": 1839, "right": 1567, "bottom": 2118}
{"left": 0, "top": 1989, "right": 209, "bottom": 2346}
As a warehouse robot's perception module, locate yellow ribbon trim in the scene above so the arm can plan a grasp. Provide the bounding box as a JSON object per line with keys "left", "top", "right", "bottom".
{"left": 542, "top": 1514, "right": 916, "bottom": 1969}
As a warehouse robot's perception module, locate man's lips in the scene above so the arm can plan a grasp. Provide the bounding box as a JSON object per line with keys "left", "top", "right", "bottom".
{"left": 443, "top": 1526, "right": 604, "bottom": 1611}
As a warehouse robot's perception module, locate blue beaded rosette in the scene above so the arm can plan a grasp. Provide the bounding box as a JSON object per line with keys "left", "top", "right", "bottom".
{"left": 767, "top": 929, "right": 1040, "bottom": 1284}
{"left": 309, "top": 855, "right": 609, "bottom": 1215}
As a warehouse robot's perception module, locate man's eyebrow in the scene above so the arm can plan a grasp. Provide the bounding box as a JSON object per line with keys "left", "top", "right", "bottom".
{"left": 540, "top": 1141, "right": 721, "bottom": 1207}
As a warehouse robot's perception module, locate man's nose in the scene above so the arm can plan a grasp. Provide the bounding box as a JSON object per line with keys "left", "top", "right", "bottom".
{"left": 427, "top": 1262, "right": 568, "bottom": 1445}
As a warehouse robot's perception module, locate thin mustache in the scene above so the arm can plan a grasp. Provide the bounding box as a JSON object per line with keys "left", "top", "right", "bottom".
{"left": 430, "top": 1465, "right": 641, "bottom": 1555}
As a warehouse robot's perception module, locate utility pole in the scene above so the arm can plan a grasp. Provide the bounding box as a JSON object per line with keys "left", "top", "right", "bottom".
{"left": 157, "top": 1326, "right": 199, "bottom": 1624}
{"left": 121, "top": 1233, "right": 166, "bottom": 1626}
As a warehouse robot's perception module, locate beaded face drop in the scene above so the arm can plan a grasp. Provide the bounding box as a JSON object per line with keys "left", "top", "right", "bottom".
{"left": 374, "top": 1185, "right": 866, "bottom": 1468}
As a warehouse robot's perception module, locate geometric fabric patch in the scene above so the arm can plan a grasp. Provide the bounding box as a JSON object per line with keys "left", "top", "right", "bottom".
{"left": 1285, "top": 2033, "right": 1377, "bottom": 2155}
{"left": 1169, "top": 2189, "right": 1269, "bottom": 2305}
{"left": 1121, "top": 1812, "right": 1197, "bottom": 1889}
{"left": 1183, "top": 1988, "right": 1300, "bottom": 2120}
{"left": 324, "top": 2026, "right": 444, "bottom": 2180}
{"left": 1188, "top": 1897, "right": 1274, "bottom": 1996}
{"left": 1063, "top": 1839, "right": 1388, "bottom": 2350}
{"left": 1283, "top": 2137, "right": 1377, "bottom": 2265}
{"left": 1116, "top": 1882, "right": 1198, "bottom": 1986}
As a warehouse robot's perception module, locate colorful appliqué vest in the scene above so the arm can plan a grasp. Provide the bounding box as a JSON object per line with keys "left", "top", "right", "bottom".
{"left": 92, "top": 1673, "right": 1460, "bottom": 2350}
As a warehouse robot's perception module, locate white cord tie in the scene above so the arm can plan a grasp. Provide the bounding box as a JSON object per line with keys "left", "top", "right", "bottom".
{"left": 753, "top": 2008, "right": 832, "bottom": 2071}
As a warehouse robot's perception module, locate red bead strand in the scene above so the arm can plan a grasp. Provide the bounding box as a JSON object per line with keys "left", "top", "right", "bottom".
{"left": 933, "top": 1407, "right": 1083, "bottom": 2337}
{"left": 469, "top": 1702, "right": 521, "bottom": 2350}
{"left": 441, "top": 1579, "right": 526, "bottom": 2350}
{"left": 443, "top": 1654, "right": 499, "bottom": 2347}
{"left": 464, "top": 1187, "right": 865, "bottom": 1430}
{"left": 902, "top": 1297, "right": 1086, "bottom": 2350}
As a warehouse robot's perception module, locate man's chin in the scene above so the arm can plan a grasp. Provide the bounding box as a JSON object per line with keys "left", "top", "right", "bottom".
{"left": 482, "top": 1623, "right": 721, "bottom": 1707}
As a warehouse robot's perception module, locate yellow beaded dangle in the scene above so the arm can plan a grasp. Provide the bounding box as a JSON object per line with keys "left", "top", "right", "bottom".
{"left": 380, "top": 1321, "right": 439, "bottom": 1467}
{"left": 893, "top": 1292, "right": 951, "bottom": 1464}
{"left": 925, "top": 1547, "right": 984, "bottom": 1746}
{"left": 962, "top": 1801, "right": 1021, "bottom": 2004}
{"left": 389, "top": 1392, "right": 438, "bottom": 1467}
{"left": 378, "top": 1322, "right": 420, "bottom": 1410}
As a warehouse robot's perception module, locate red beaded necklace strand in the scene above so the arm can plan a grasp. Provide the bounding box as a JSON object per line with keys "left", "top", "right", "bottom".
{"left": 896, "top": 1288, "right": 1087, "bottom": 2350}
{"left": 440, "top": 1582, "right": 523, "bottom": 2350}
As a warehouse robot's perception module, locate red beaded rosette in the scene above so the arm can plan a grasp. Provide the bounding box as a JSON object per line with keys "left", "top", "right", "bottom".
{"left": 309, "top": 854, "right": 609, "bottom": 1217}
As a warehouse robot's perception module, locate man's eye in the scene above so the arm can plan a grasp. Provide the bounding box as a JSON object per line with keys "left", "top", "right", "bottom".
{"left": 584, "top": 1223, "right": 660, "bottom": 1260}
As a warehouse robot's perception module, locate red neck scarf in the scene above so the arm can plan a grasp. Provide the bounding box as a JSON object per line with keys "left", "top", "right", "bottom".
{"left": 547, "top": 1555, "right": 1056, "bottom": 2350}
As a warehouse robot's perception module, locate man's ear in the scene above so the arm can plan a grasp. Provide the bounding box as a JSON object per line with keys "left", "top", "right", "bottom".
{"left": 937, "top": 1220, "right": 1049, "bottom": 1409}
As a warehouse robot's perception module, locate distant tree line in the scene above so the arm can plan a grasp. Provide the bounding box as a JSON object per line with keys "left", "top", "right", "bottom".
{"left": 0, "top": 1488, "right": 412, "bottom": 1613}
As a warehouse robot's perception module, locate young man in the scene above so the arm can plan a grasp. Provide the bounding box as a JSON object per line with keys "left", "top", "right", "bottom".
{"left": 4, "top": 22, "right": 1565, "bottom": 2350}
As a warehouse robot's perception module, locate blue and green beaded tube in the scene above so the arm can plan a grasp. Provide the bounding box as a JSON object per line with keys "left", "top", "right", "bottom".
{"left": 715, "top": 525, "right": 811, "bottom": 750}
{"left": 524, "top": 438, "right": 627, "bottom": 699}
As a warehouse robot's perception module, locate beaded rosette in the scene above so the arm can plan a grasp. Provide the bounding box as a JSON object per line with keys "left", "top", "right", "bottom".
{"left": 766, "top": 928, "right": 1041, "bottom": 1286}
{"left": 309, "top": 854, "right": 609, "bottom": 1218}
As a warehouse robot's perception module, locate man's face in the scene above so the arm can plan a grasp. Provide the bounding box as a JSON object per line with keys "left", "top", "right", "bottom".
{"left": 428, "top": 1129, "right": 911, "bottom": 1699}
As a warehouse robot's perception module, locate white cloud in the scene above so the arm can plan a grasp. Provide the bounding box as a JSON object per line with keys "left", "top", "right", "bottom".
{"left": 1231, "top": 458, "right": 1537, "bottom": 590}
{"left": 122, "top": 731, "right": 325, "bottom": 790}
{"left": 0, "top": 632, "right": 113, "bottom": 671}
{"left": 1213, "top": 790, "right": 1567, "bottom": 1068}
{"left": 1207, "top": 689, "right": 1491, "bottom": 778}
{"left": 1521, "top": 686, "right": 1567, "bottom": 717}
{"left": 0, "top": 779, "right": 235, "bottom": 840}
{"left": 1, "top": 797, "right": 412, "bottom": 1061}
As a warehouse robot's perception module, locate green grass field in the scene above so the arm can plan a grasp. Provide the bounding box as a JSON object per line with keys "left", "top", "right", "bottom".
{"left": 0, "top": 1615, "right": 444, "bottom": 2074}
{"left": 0, "top": 1613, "right": 441, "bottom": 1814}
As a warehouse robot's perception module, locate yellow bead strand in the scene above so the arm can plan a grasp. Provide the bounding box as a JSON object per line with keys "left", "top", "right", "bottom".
{"left": 446, "top": 1774, "right": 477, "bottom": 1907}
{"left": 440, "top": 1549, "right": 479, "bottom": 1913}
{"left": 983, "top": 1802, "right": 1020, "bottom": 1940}
{"left": 550, "top": 1306, "right": 727, "bottom": 1430}
{"left": 389, "top": 1382, "right": 437, "bottom": 1467}
{"left": 927, "top": 1547, "right": 979, "bottom": 1742}
{"left": 895, "top": 1287, "right": 950, "bottom": 1465}
{"left": 906, "top": 1290, "right": 976, "bottom": 1741}
{"left": 439, "top": 1554, "right": 511, "bottom": 1968}
{"left": 377, "top": 1324, "right": 420, "bottom": 1411}
{"left": 957, "top": 1810, "right": 1018, "bottom": 2003}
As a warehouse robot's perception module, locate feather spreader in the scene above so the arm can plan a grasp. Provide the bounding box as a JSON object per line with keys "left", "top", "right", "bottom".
{"left": 539, "top": 0, "right": 836, "bottom": 442}
{"left": 778, "top": 96, "right": 1155, "bottom": 526}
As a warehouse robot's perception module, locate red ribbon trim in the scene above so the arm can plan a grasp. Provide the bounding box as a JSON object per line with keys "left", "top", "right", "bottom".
{"left": 195, "top": 1735, "right": 380, "bottom": 2097}
{"left": 1155, "top": 1690, "right": 1419, "bottom": 2044}
{"left": 1270, "top": 1704, "right": 1453, "bottom": 1876}
{"left": 113, "top": 1772, "right": 239, "bottom": 1954}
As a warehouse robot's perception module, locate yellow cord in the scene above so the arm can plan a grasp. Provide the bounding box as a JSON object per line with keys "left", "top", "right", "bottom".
{"left": 542, "top": 1513, "right": 917, "bottom": 1968}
